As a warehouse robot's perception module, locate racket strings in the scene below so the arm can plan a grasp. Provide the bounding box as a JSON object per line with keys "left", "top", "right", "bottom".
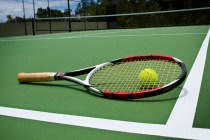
{"left": 157, "top": 59, "right": 168, "bottom": 87}
{"left": 90, "top": 59, "right": 182, "bottom": 93}
{"left": 128, "top": 60, "right": 141, "bottom": 92}
{"left": 104, "top": 62, "right": 125, "bottom": 91}
{"left": 122, "top": 59, "right": 140, "bottom": 92}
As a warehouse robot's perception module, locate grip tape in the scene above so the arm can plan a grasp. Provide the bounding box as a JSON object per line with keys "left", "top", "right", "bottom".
{"left": 18, "top": 72, "right": 56, "bottom": 83}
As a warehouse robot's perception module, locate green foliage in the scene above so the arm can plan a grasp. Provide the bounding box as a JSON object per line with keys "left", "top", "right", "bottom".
{"left": 6, "top": 0, "right": 210, "bottom": 27}
{"left": 36, "top": 7, "right": 71, "bottom": 18}
{"left": 6, "top": 15, "right": 31, "bottom": 23}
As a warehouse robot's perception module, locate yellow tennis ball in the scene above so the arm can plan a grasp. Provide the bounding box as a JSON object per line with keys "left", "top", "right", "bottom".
{"left": 138, "top": 68, "right": 158, "bottom": 87}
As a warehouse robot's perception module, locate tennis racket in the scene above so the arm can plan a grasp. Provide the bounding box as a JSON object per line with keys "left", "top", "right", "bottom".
{"left": 17, "top": 54, "right": 187, "bottom": 100}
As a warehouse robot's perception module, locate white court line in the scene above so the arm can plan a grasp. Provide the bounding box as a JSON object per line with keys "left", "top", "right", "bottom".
{"left": 0, "top": 29, "right": 135, "bottom": 42}
{"left": 0, "top": 106, "right": 210, "bottom": 139}
{"left": 0, "top": 32, "right": 206, "bottom": 42}
{"left": 0, "top": 29, "right": 210, "bottom": 139}
{"left": 86, "top": 33, "right": 206, "bottom": 38}
{"left": 167, "top": 29, "right": 210, "bottom": 128}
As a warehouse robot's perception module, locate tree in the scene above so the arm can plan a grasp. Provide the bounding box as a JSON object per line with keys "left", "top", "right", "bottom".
{"left": 63, "top": 9, "right": 71, "bottom": 17}
{"left": 6, "top": 15, "right": 13, "bottom": 23}
{"left": 14, "top": 16, "right": 24, "bottom": 22}
{"left": 6, "top": 15, "right": 25, "bottom": 23}
{"left": 75, "top": 3, "right": 82, "bottom": 14}
{"left": 50, "top": 9, "right": 64, "bottom": 17}
{"left": 36, "top": 7, "right": 49, "bottom": 18}
{"left": 36, "top": 7, "right": 72, "bottom": 18}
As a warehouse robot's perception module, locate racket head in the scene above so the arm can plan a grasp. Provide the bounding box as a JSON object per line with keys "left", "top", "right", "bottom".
{"left": 86, "top": 54, "right": 187, "bottom": 100}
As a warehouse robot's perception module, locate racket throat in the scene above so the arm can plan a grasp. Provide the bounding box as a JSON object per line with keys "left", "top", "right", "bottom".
{"left": 54, "top": 72, "right": 65, "bottom": 80}
{"left": 55, "top": 74, "right": 103, "bottom": 96}
{"left": 61, "top": 75, "right": 89, "bottom": 86}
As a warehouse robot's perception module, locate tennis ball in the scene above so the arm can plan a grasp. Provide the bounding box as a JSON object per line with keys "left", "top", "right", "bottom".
{"left": 138, "top": 68, "right": 158, "bottom": 87}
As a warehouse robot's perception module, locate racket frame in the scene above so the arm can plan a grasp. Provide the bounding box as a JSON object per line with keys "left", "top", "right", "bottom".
{"left": 18, "top": 54, "right": 187, "bottom": 100}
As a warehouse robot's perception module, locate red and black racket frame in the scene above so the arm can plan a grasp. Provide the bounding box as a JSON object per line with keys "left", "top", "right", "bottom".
{"left": 54, "top": 54, "right": 187, "bottom": 100}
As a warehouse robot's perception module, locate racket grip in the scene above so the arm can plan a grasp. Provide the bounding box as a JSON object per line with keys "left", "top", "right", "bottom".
{"left": 17, "top": 72, "right": 56, "bottom": 83}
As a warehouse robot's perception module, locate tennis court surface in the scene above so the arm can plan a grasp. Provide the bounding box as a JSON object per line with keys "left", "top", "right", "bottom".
{"left": 0, "top": 25, "right": 210, "bottom": 139}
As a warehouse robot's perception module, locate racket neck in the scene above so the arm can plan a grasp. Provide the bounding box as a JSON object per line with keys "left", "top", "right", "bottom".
{"left": 65, "top": 67, "right": 95, "bottom": 76}
{"left": 62, "top": 76, "right": 90, "bottom": 86}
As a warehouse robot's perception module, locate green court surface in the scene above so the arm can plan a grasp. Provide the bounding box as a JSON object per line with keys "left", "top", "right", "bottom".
{"left": 0, "top": 25, "right": 210, "bottom": 139}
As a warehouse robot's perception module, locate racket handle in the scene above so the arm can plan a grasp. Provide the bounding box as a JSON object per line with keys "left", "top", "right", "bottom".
{"left": 17, "top": 72, "right": 56, "bottom": 83}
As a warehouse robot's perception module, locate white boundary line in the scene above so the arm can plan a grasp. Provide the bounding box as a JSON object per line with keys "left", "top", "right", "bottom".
{"left": 86, "top": 33, "right": 206, "bottom": 38}
{"left": 0, "top": 29, "right": 210, "bottom": 139}
{"left": 167, "top": 29, "right": 210, "bottom": 128}
{"left": 0, "top": 106, "right": 210, "bottom": 139}
{"left": 0, "top": 32, "right": 206, "bottom": 42}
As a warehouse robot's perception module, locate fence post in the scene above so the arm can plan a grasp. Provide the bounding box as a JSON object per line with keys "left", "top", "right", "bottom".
{"left": 32, "top": 18, "right": 35, "bottom": 36}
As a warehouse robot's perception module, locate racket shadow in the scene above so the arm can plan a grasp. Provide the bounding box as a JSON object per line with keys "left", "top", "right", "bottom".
{"left": 21, "top": 83, "right": 187, "bottom": 101}
{"left": 133, "top": 87, "right": 187, "bottom": 102}
{"left": 23, "top": 82, "right": 88, "bottom": 94}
